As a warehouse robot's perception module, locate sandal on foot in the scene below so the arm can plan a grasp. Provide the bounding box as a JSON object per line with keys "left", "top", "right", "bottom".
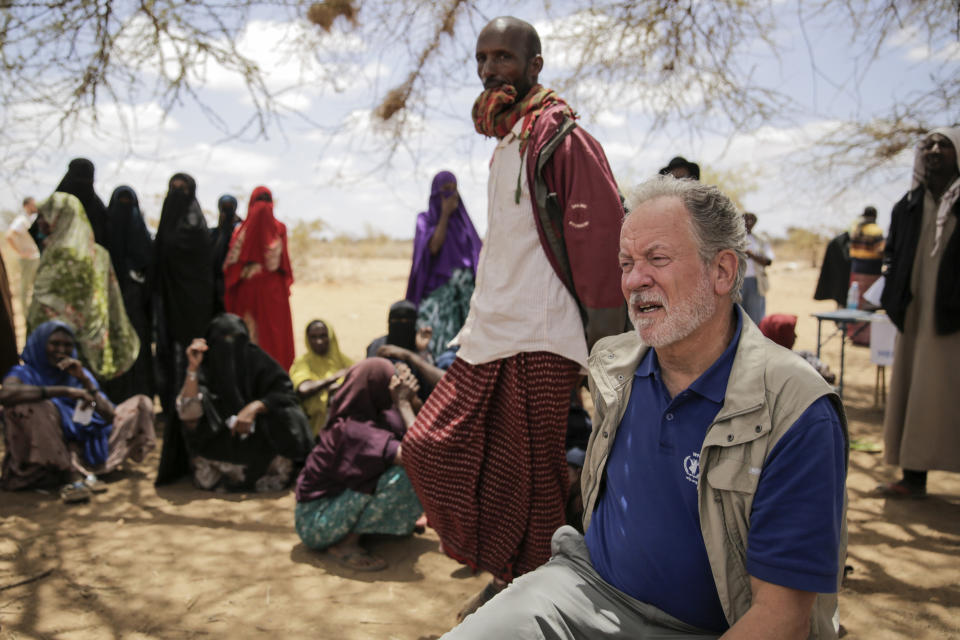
{"left": 875, "top": 481, "right": 926, "bottom": 499}
{"left": 60, "top": 481, "right": 92, "bottom": 504}
{"left": 413, "top": 514, "right": 428, "bottom": 534}
{"left": 328, "top": 548, "right": 388, "bottom": 572}
{"left": 83, "top": 474, "right": 108, "bottom": 494}
{"left": 456, "top": 580, "right": 505, "bottom": 623}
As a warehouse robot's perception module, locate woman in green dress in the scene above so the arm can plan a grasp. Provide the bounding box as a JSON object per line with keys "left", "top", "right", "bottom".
{"left": 28, "top": 192, "right": 139, "bottom": 380}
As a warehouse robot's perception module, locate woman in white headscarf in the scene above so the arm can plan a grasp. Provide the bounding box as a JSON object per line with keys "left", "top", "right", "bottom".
{"left": 879, "top": 126, "right": 960, "bottom": 498}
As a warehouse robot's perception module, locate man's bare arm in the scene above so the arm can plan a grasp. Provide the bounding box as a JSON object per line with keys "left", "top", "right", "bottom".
{"left": 720, "top": 576, "right": 816, "bottom": 640}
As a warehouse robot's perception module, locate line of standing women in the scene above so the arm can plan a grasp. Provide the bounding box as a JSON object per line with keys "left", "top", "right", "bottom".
{"left": 2, "top": 160, "right": 300, "bottom": 493}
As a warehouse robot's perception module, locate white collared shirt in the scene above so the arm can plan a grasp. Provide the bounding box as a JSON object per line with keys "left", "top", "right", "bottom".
{"left": 6, "top": 213, "right": 39, "bottom": 260}
{"left": 451, "top": 121, "right": 588, "bottom": 370}
{"left": 745, "top": 233, "right": 773, "bottom": 278}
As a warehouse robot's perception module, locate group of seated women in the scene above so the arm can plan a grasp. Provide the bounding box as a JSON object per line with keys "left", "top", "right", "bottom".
{"left": 0, "top": 312, "right": 429, "bottom": 571}
{"left": 0, "top": 168, "right": 481, "bottom": 569}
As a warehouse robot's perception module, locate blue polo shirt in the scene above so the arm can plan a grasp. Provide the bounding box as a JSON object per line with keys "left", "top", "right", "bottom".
{"left": 585, "top": 310, "right": 846, "bottom": 632}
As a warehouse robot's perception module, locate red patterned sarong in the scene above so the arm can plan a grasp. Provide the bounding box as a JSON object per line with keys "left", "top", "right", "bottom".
{"left": 403, "top": 352, "right": 580, "bottom": 581}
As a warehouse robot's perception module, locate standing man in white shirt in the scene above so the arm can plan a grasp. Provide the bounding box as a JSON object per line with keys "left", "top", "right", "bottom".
{"left": 400, "top": 15, "right": 627, "bottom": 621}
{"left": 6, "top": 197, "right": 41, "bottom": 322}
{"left": 741, "top": 212, "right": 773, "bottom": 324}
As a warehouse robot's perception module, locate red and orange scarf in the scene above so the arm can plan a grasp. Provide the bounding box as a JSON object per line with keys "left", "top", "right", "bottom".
{"left": 472, "top": 84, "right": 575, "bottom": 153}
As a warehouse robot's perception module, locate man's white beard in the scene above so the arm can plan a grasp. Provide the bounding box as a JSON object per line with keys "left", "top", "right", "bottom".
{"left": 629, "top": 270, "right": 716, "bottom": 348}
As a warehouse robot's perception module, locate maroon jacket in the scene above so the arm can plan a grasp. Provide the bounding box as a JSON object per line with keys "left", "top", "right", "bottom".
{"left": 524, "top": 104, "right": 629, "bottom": 350}
{"left": 294, "top": 409, "right": 404, "bottom": 502}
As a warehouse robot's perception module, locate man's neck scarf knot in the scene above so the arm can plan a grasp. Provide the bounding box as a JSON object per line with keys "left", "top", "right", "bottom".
{"left": 472, "top": 84, "right": 575, "bottom": 153}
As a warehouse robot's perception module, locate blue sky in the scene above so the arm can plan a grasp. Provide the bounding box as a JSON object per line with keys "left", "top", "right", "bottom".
{"left": 4, "top": 3, "right": 958, "bottom": 241}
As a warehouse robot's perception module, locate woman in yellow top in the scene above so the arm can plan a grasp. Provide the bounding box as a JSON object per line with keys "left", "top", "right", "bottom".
{"left": 289, "top": 320, "right": 353, "bottom": 436}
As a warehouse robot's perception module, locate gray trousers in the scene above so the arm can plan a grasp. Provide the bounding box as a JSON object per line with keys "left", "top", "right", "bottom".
{"left": 444, "top": 526, "right": 721, "bottom": 639}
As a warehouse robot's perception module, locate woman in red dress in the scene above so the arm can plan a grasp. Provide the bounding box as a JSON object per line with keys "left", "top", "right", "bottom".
{"left": 223, "top": 186, "right": 295, "bottom": 369}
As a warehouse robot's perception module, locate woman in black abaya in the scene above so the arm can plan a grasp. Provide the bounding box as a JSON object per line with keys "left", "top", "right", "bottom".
{"left": 100, "top": 186, "right": 154, "bottom": 403}
{"left": 153, "top": 173, "right": 214, "bottom": 421}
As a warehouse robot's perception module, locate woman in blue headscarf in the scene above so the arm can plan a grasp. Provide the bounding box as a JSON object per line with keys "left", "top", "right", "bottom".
{"left": 0, "top": 321, "right": 156, "bottom": 502}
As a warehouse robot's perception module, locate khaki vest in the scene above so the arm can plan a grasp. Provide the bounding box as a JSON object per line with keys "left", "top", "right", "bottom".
{"left": 582, "top": 315, "right": 848, "bottom": 639}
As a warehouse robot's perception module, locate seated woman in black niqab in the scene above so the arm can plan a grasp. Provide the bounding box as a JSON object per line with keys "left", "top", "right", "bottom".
{"left": 365, "top": 300, "right": 439, "bottom": 401}
{"left": 155, "top": 314, "right": 312, "bottom": 492}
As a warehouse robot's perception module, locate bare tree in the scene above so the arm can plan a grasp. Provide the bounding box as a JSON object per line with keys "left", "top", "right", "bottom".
{"left": 798, "top": 1, "right": 960, "bottom": 177}
{"left": 0, "top": 0, "right": 326, "bottom": 175}
{"left": 376, "top": 1, "right": 791, "bottom": 134}
{"left": 362, "top": 1, "right": 958, "bottom": 169}
{"left": 0, "top": 0, "right": 957, "bottom": 178}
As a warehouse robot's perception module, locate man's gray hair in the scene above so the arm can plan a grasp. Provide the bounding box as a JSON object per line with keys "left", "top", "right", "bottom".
{"left": 624, "top": 176, "right": 748, "bottom": 303}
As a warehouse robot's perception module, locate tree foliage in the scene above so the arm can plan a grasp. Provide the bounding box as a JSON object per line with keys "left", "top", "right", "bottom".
{"left": 699, "top": 167, "right": 759, "bottom": 212}
{"left": 0, "top": 0, "right": 957, "bottom": 178}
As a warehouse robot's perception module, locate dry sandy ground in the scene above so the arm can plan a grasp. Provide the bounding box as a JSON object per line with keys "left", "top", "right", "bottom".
{"left": 0, "top": 252, "right": 958, "bottom": 639}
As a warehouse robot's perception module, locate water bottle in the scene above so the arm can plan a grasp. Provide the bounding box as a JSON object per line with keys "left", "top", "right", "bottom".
{"left": 846, "top": 281, "right": 860, "bottom": 310}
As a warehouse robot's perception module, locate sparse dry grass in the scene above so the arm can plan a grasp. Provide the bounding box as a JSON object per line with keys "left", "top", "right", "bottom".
{"left": 288, "top": 222, "right": 412, "bottom": 284}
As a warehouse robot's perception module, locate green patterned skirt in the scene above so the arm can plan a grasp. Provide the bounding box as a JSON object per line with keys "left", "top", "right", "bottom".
{"left": 294, "top": 467, "right": 423, "bottom": 550}
{"left": 417, "top": 268, "right": 474, "bottom": 360}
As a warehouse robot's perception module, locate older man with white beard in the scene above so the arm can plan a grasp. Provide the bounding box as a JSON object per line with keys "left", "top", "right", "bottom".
{"left": 444, "top": 176, "right": 849, "bottom": 640}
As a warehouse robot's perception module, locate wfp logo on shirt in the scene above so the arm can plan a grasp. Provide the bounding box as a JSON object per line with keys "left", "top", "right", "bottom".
{"left": 683, "top": 452, "right": 700, "bottom": 485}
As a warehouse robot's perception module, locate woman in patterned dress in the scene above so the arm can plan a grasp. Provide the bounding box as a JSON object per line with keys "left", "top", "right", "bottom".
{"left": 294, "top": 358, "right": 423, "bottom": 571}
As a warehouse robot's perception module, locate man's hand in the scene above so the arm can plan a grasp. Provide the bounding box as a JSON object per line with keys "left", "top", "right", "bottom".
{"left": 186, "top": 338, "right": 208, "bottom": 370}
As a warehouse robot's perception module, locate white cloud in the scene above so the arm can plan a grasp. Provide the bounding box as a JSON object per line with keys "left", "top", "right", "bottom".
{"left": 600, "top": 140, "right": 643, "bottom": 165}
{"left": 596, "top": 110, "right": 626, "bottom": 129}
{"left": 890, "top": 26, "right": 960, "bottom": 62}
{"left": 906, "top": 40, "right": 960, "bottom": 62}
{"left": 190, "top": 143, "right": 280, "bottom": 178}
{"left": 270, "top": 89, "right": 313, "bottom": 112}
{"left": 198, "top": 21, "right": 317, "bottom": 92}
{"left": 4, "top": 5, "right": 943, "bottom": 245}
